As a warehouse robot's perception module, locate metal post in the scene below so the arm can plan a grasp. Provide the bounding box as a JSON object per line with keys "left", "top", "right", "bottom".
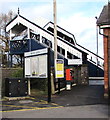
{"left": 28, "top": 79, "right": 31, "bottom": 95}
{"left": 48, "top": 48, "right": 51, "bottom": 103}
{"left": 10, "top": 55, "right": 13, "bottom": 67}
{"left": 10, "top": 30, "right": 12, "bottom": 40}
{"left": 58, "top": 78, "right": 60, "bottom": 94}
{"left": 95, "top": 16, "right": 99, "bottom": 76}
{"left": 20, "top": 55, "right": 23, "bottom": 68}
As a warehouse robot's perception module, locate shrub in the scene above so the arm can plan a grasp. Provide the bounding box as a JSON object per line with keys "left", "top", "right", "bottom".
{"left": 11, "top": 68, "right": 23, "bottom": 78}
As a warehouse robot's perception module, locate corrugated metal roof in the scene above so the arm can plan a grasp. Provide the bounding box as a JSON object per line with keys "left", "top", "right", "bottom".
{"left": 97, "top": 3, "right": 110, "bottom": 26}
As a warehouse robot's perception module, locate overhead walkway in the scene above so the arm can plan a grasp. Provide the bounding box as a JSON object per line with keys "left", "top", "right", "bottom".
{"left": 6, "top": 14, "right": 104, "bottom": 77}
{"left": 44, "top": 22, "right": 104, "bottom": 77}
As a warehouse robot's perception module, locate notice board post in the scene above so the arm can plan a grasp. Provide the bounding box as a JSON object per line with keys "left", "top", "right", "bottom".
{"left": 47, "top": 48, "right": 51, "bottom": 102}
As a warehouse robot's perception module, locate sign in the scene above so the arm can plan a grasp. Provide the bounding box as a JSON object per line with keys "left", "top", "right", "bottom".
{"left": 66, "top": 82, "right": 71, "bottom": 90}
{"left": 24, "top": 48, "right": 48, "bottom": 78}
{"left": 55, "top": 59, "right": 64, "bottom": 78}
{"left": 25, "top": 48, "right": 48, "bottom": 57}
{"left": 68, "top": 59, "right": 82, "bottom": 65}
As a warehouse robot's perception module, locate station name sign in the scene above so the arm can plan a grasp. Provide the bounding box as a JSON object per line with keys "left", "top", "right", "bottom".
{"left": 25, "top": 48, "right": 48, "bottom": 57}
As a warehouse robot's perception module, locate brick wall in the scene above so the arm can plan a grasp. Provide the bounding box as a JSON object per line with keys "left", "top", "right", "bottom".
{"left": 108, "top": 30, "right": 110, "bottom": 94}
{"left": 103, "top": 28, "right": 110, "bottom": 95}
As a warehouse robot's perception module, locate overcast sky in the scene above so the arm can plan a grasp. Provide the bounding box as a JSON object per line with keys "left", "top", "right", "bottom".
{"left": 0, "top": 0, "right": 108, "bottom": 57}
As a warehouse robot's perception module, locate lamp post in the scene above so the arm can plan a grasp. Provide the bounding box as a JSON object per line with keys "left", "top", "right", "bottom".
{"left": 53, "top": 0, "right": 57, "bottom": 77}
{"left": 53, "top": 0, "right": 61, "bottom": 94}
{"left": 95, "top": 16, "right": 99, "bottom": 77}
{"left": 53, "top": 0, "right": 57, "bottom": 63}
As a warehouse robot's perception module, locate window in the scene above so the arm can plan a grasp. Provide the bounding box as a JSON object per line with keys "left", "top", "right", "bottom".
{"left": 57, "top": 45, "right": 65, "bottom": 56}
{"left": 47, "top": 27, "right": 75, "bottom": 45}
{"left": 30, "top": 32, "right": 40, "bottom": 41}
{"left": 67, "top": 51, "right": 73, "bottom": 59}
{"left": 73, "top": 55, "right": 79, "bottom": 59}
{"left": 57, "top": 46, "right": 60, "bottom": 53}
{"left": 67, "top": 51, "right": 80, "bottom": 59}
{"left": 42, "top": 37, "right": 52, "bottom": 48}
{"left": 62, "top": 48, "right": 65, "bottom": 56}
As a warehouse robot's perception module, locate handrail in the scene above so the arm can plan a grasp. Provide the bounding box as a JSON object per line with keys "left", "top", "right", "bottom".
{"left": 77, "top": 43, "right": 104, "bottom": 60}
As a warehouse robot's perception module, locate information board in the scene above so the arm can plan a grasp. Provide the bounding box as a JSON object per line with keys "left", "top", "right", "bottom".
{"left": 25, "top": 48, "right": 48, "bottom": 78}
{"left": 55, "top": 59, "right": 64, "bottom": 78}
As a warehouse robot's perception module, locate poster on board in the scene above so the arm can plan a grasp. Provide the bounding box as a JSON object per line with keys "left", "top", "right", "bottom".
{"left": 39, "top": 55, "right": 47, "bottom": 78}
{"left": 25, "top": 57, "right": 31, "bottom": 77}
{"left": 31, "top": 56, "right": 39, "bottom": 77}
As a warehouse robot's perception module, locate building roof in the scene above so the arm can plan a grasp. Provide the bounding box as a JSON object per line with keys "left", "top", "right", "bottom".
{"left": 97, "top": 3, "right": 110, "bottom": 26}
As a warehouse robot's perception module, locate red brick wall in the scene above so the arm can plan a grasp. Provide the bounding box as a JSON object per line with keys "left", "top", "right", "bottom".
{"left": 103, "top": 28, "right": 110, "bottom": 95}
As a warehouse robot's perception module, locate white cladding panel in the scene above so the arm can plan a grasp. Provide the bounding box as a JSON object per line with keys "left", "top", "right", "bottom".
{"left": 6, "top": 17, "right": 19, "bottom": 32}
{"left": 68, "top": 59, "right": 82, "bottom": 65}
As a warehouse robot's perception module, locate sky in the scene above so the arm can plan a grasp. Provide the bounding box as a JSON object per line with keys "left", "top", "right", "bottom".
{"left": 0, "top": 0, "right": 108, "bottom": 57}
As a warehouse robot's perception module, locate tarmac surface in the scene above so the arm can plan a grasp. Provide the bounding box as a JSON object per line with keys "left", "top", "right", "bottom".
{"left": 52, "top": 85, "right": 108, "bottom": 107}
{"left": 1, "top": 85, "right": 109, "bottom": 112}
{"left": 1, "top": 97, "right": 61, "bottom": 112}
{"left": 2, "top": 104, "right": 108, "bottom": 118}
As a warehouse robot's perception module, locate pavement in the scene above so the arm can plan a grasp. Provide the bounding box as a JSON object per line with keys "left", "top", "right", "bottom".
{"left": 1, "top": 85, "right": 109, "bottom": 119}
{"left": 51, "top": 85, "right": 108, "bottom": 106}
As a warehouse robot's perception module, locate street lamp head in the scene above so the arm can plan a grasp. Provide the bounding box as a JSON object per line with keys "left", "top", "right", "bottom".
{"left": 95, "top": 16, "right": 98, "bottom": 20}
